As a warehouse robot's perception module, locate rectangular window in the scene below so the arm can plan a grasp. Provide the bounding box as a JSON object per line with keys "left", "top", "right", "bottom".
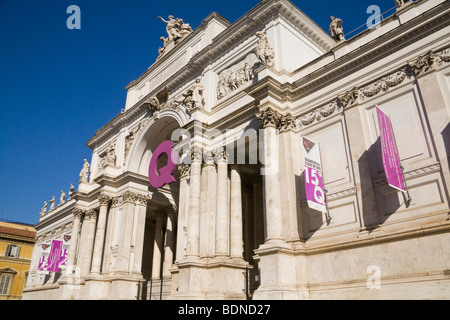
{"left": 0, "top": 275, "right": 12, "bottom": 295}
{"left": 5, "top": 245, "right": 21, "bottom": 258}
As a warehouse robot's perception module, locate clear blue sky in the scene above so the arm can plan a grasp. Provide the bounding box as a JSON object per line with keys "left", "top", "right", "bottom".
{"left": 0, "top": 0, "right": 397, "bottom": 225}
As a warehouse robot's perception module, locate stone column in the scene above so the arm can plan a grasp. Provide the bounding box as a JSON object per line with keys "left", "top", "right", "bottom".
{"left": 132, "top": 194, "right": 149, "bottom": 275}
{"left": 215, "top": 147, "right": 229, "bottom": 257}
{"left": 152, "top": 210, "right": 165, "bottom": 280}
{"left": 200, "top": 152, "right": 217, "bottom": 257}
{"left": 65, "top": 208, "right": 84, "bottom": 277}
{"left": 186, "top": 147, "right": 202, "bottom": 258}
{"left": 116, "top": 191, "right": 137, "bottom": 272}
{"left": 90, "top": 195, "right": 111, "bottom": 275}
{"left": 80, "top": 209, "right": 98, "bottom": 277}
{"left": 230, "top": 165, "right": 244, "bottom": 259}
{"left": 278, "top": 114, "right": 300, "bottom": 241}
{"left": 243, "top": 182, "right": 255, "bottom": 263}
{"left": 256, "top": 107, "right": 284, "bottom": 243}
{"left": 163, "top": 206, "right": 177, "bottom": 278}
{"left": 175, "top": 164, "right": 190, "bottom": 262}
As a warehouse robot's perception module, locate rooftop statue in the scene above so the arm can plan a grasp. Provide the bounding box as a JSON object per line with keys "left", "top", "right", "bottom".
{"left": 329, "top": 16, "right": 345, "bottom": 42}
{"left": 158, "top": 15, "right": 192, "bottom": 44}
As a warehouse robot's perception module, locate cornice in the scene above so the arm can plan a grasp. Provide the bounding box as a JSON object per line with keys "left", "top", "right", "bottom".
{"left": 291, "top": 1, "right": 450, "bottom": 100}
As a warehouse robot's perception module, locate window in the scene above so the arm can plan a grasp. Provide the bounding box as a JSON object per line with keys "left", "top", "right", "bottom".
{"left": 0, "top": 275, "right": 12, "bottom": 295}
{"left": 5, "top": 245, "right": 21, "bottom": 258}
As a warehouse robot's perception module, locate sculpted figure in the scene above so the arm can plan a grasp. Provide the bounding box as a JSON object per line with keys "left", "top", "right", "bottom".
{"left": 49, "top": 196, "right": 55, "bottom": 211}
{"left": 60, "top": 190, "right": 66, "bottom": 206}
{"left": 255, "top": 32, "right": 275, "bottom": 67}
{"left": 158, "top": 15, "right": 192, "bottom": 44}
{"left": 329, "top": 16, "right": 345, "bottom": 41}
{"left": 69, "top": 184, "right": 75, "bottom": 198}
{"left": 191, "top": 78, "right": 205, "bottom": 108}
{"left": 79, "top": 159, "right": 90, "bottom": 183}
{"left": 40, "top": 201, "right": 48, "bottom": 215}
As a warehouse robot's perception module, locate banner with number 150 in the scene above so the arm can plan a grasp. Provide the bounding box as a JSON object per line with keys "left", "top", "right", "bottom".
{"left": 303, "top": 137, "right": 327, "bottom": 213}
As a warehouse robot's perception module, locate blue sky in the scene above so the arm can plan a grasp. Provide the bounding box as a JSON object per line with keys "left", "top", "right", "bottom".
{"left": 0, "top": 0, "right": 397, "bottom": 225}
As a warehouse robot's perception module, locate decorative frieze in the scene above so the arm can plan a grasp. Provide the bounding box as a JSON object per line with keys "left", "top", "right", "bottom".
{"left": 408, "top": 50, "right": 436, "bottom": 77}
{"left": 338, "top": 87, "right": 359, "bottom": 108}
{"left": 297, "top": 100, "right": 339, "bottom": 128}
{"left": 359, "top": 69, "right": 407, "bottom": 101}
{"left": 435, "top": 48, "right": 450, "bottom": 67}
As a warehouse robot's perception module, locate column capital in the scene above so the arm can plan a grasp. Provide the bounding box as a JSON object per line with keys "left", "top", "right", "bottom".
{"left": 135, "top": 193, "right": 150, "bottom": 206}
{"left": 178, "top": 164, "right": 190, "bottom": 179}
{"left": 214, "top": 146, "right": 229, "bottom": 164}
{"left": 278, "top": 113, "right": 297, "bottom": 132}
{"left": 191, "top": 146, "right": 203, "bottom": 163}
{"left": 111, "top": 196, "right": 122, "bottom": 208}
{"left": 72, "top": 207, "right": 85, "bottom": 219}
{"left": 85, "top": 209, "right": 98, "bottom": 220}
{"left": 98, "top": 194, "right": 112, "bottom": 207}
{"left": 122, "top": 191, "right": 138, "bottom": 204}
{"left": 256, "top": 107, "right": 282, "bottom": 129}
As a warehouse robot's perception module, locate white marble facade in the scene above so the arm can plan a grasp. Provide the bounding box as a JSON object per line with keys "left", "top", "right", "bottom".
{"left": 23, "top": 0, "right": 450, "bottom": 300}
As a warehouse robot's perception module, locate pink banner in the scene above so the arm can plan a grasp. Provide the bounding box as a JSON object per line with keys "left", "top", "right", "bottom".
{"left": 303, "top": 137, "right": 327, "bottom": 213}
{"left": 46, "top": 240, "right": 63, "bottom": 273}
{"left": 376, "top": 105, "right": 406, "bottom": 192}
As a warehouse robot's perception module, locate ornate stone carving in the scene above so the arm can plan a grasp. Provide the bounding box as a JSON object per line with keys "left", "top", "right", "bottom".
{"left": 79, "top": 159, "right": 90, "bottom": 184}
{"left": 408, "top": 51, "right": 435, "bottom": 76}
{"left": 73, "top": 208, "right": 85, "bottom": 219}
{"left": 99, "top": 142, "right": 117, "bottom": 173}
{"left": 122, "top": 191, "right": 138, "bottom": 204}
{"left": 329, "top": 16, "right": 345, "bottom": 42}
{"left": 68, "top": 184, "right": 75, "bottom": 198}
{"left": 85, "top": 209, "right": 98, "bottom": 220}
{"left": 297, "top": 100, "right": 339, "bottom": 127}
{"left": 217, "top": 57, "right": 256, "bottom": 100}
{"left": 214, "top": 146, "right": 228, "bottom": 163}
{"left": 255, "top": 32, "right": 275, "bottom": 68}
{"left": 178, "top": 164, "right": 190, "bottom": 179}
{"left": 278, "top": 113, "right": 296, "bottom": 132}
{"left": 98, "top": 194, "right": 112, "bottom": 206}
{"left": 136, "top": 193, "right": 150, "bottom": 206}
{"left": 111, "top": 196, "right": 122, "bottom": 208}
{"left": 435, "top": 48, "right": 450, "bottom": 67}
{"left": 148, "top": 96, "right": 161, "bottom": 113}
{"left": 338, "top": 87, "right": 359, "bottom": 108}
{"left": 256, "top": 107, "right": 281, "bottom": 129}
{"left": 359, "top": 69, "right": 407, "bottom": 100}
{"left": 191, "top": 146, "right": 203, "bottom": 163}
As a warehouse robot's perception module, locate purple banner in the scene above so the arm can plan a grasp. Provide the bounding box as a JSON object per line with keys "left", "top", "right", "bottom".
{"left": 46, "top": 240, "right": 63, "bottom": 273}
{"left": 303, "top": 137, "right": 327, "bottom": 213}
{"left": 376, "top": 105, "right": 406, "bottom": 192}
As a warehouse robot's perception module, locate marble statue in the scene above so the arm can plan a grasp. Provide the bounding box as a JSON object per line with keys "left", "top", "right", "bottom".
{"left": 79, "top": 159, "right": 90, "bottom": 183}
{"left": 329, "top": 16, "right": 345, "bottom": 41}
{"left": 158, "top": 15, "right": 192, "bottom": 44}
{"left": 68, "top": 184, "right": 75, "bottom": 198}
{"left": 40, "top": 201, "right": 48, "bottom": 215}
{"left": 60, "top": 190, "right": 66, "bottom": 206}
{"left": 49, "top": 196, "right": 55, "bottom": 211}
{"left": 191, "top": 78, "right": 205, "bottom": 108}
{"left": 255, "top": 32, "right": 275, "bottom": 67}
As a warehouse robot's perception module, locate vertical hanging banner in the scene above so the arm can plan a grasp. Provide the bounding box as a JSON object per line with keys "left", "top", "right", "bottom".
{"left": 376, "top": 105, "right": 406, "bottom": 193}
{"left": 303, "top": 137, "right": 327, "bottom": 213}
{"left": 46, "top": 240, "right": 64, "bottom": 273}
{"left": 38, "top": 243, "right": 51, "bottom": 274}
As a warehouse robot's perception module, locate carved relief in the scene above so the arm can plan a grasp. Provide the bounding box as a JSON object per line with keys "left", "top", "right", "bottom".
{"left": 98, "top": 142, "right": 117, "bottom": 173}
{"left": 435, "top": 48, "right": 450, "bottom": 67}
{"left": 297, "top": 100, "right": 339, "bottom": 128}
{"left": 217, "top": 55, "right": 257, "bottom": 100}
{"left": 408, "top": 50, "right": 435, "bottom": 76}
{"left": 255, "top": 32, "right": 275, "bottom": 67}
{"left": 359, "top": 69, "right": 407, "bottom": 100}
{"left": 338, "top": 87, "right": 359, "bottom": 108}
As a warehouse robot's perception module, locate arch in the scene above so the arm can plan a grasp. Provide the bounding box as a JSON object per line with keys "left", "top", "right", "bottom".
{"left": 126, "top": 111, "right": 186, "bottom": 176}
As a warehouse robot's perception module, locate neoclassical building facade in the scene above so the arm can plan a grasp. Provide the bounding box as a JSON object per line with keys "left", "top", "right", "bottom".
{"left": 23, "top": 0, "right": 450, "bottom": 300}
